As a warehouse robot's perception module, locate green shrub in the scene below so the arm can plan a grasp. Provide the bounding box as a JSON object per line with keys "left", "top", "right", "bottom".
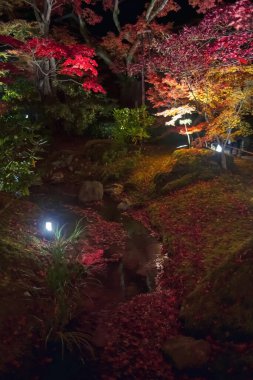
{"left": 101, "top": 144, "right": 128, "bottom": 164}
{"left": 90, "top": 122, "right": 116, "bottom": 139}
{"left": 0, "top": 112, "right": 45, "bottom": 195}
{"left": 45, "top": 83, "right": 116, "bottom": 135}
{"left": 112, "top": 106, "right": 153, "bottom": 145}
{"left": 0, "top": 79, "right": 46, "bottom": 195}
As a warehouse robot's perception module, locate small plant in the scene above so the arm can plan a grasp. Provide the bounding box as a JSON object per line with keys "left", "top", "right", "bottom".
{"left": 45, "top": 329, "right": 93, "bottom": 359}
{"left": 46, "top": 220, "right": 84, "bottom": 259}
{"left": 101, "top": 144, "right": 128, "bottom": 164}
{"left": 112, "top": 106, "right": 153, "bottom": 146}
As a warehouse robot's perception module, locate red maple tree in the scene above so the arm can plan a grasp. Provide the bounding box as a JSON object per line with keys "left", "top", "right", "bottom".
{"left": 142, "top": 0, "right": 252, "bottom": 110}
{"left": 0, "top": 35, "right": 105, "bottom": 96}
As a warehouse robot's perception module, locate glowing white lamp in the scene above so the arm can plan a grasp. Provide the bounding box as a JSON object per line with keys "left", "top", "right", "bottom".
{"left": 45, "top": 221, "right": 53, "bottom": 232}
{"left": 216, "top": 144, "right": 222, "bottom": 152}
{"left": 25, "top": 114, "right": 29, "bottom": 119}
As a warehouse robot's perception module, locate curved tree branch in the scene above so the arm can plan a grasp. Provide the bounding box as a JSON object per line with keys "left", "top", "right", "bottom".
{"left": 146, "top": 0, "right": 158, "bottom": 21}
{"left": 113, "top": 0, "right": 121, "bottom": 33}
{"left": 126, "top": 38, "right": 141, "bottom": 70}
{"left": 75, "top": 13, "right": 113, "bottom": 66}
{"left": 147, "top": 0, "right": 171, "bottom": 23}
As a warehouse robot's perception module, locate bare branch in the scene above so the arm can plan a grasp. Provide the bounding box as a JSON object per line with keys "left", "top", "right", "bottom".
{"left": 113, "top": 0, "right": 121, "bottom": 33}
{"left": 77, "top": 13, "right": 91, "bottom": 44}
{"left": 24, "top": 0, "right": 43, "bottom": 24}
{"left": 44, "top": 0, "right": 52, "bottom": 24}
{"left": 75, "top": 13, "right": 113, "bottom": 66}
{"left": 126, "top": 39, "right": 141, "bottom": 70}
{"left": 148, "top": 0, "right": 170, "bottom": 23}
{"left": 146, "top": 0, "right": 158, "bottom": 22}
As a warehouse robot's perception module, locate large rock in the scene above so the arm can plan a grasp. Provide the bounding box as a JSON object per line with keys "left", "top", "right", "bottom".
{"left": 50, "top": 171, "right": 65, "bottom": 183}
{"left": 162, "top": 336, "right": 211, "bottom": 370}
{"left": 104, "top": 183, "right": 124, "bottom": 197}
{"left": 117, "top": 198, "right": 132, "bottom": 211}
{"left": 78, "top": 181, "right": 103, "bottom": 202}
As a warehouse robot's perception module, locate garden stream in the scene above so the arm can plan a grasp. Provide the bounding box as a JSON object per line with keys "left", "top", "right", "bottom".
{"left": 30, "top": 185, "right": 163, "bottom": 300}
{"left": 28, "top": 184, "right": 164, "bottom": 379}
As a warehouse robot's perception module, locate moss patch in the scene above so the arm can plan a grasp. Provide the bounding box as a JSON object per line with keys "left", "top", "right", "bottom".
{"left": 160, "top": 172, "right": 199, "bottom": 194}
{"left": 180, "top": 238, "right": 253, "bottom": 340}
{"left": 154, "top": 148, "right": 223, "bottom": 194}
{"left": 127, "top": 147, "right": 175, "bottom": 198}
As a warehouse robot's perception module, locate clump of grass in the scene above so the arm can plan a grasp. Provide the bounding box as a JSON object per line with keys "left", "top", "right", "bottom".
{"left": 39, "top": 219, "right": 94, "bottom": 358}
{"left": 45, "top": 329, "right": 93, "bottom": 360}
{"left": 44, "top": 220, "right": 86, "bottom": 294}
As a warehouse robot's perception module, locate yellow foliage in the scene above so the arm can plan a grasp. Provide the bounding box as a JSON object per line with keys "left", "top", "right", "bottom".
{"left": 0, "top": 20, "right": 39, "bottom": 40}
{"left": 190, "top": 65, "right": 253, "bottom": 139}
{"left": 0, "top": 0, "right": 25, "bottom": 16}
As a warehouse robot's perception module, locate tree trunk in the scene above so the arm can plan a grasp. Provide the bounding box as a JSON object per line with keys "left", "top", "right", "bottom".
{"left": 185, "top": 124, "right": 191, "bottom": 147}
{"left": 141, "top": 66, "right": 145, "bottom": 106}
{"left": 36, "top": 58, "right": 55, "bottom": 97}
{"left": 31, "top": 0, "right": 55, "bottom": 97}
{"left": 221, "top": 149, "right": 227, "bottom": 170}
{"left": 216, "top": 135, "right": 227, "bottom": 170}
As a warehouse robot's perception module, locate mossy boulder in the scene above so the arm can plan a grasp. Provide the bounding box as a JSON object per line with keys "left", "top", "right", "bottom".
{"left": 180, "top": 238, "right": 253, "bottom": 340}
{"left": 161, "top": 172, "right": 199, "bottom": 194}
{"left": 154, "top": 149, "right": 224, "bottom": 192}
{"left": 162, "top": 336, "right": 211, "bottom": 370}
{"left": 78, "top": 180, "right": 104, "bottom": 202}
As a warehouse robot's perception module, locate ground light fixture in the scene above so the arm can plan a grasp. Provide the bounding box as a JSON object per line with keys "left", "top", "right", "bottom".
{"left": 45, "top": 221, "right": 53, "bottom": 232}
{"left": 216, "top": 144, "right": 222, "bottom": 152}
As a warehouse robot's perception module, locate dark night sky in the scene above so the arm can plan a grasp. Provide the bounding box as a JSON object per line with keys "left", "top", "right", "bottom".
{"left": 90, "top": 0, "right": 200, "bottom": 37}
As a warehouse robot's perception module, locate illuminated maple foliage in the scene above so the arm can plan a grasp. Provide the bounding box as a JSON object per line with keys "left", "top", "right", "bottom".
{"left": 1, "top": 0, "right": 232, "bottom": 77}
{"left": 192, "top": 66, "right": 253, "bottom": 138}
{"left": 146, "top": 72, "right": 189, "bottom": 109}
{"left": 145, "top": 0, "right": 252, "bottom": 99}
{"left": 0, "top": 1, "right": 107, "bottom": 96}
{"left": 143, "top": 0, "right": 253, "bottom": 167}
{"left": 0, "top": 35, "right": 105, "bottom": 96}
